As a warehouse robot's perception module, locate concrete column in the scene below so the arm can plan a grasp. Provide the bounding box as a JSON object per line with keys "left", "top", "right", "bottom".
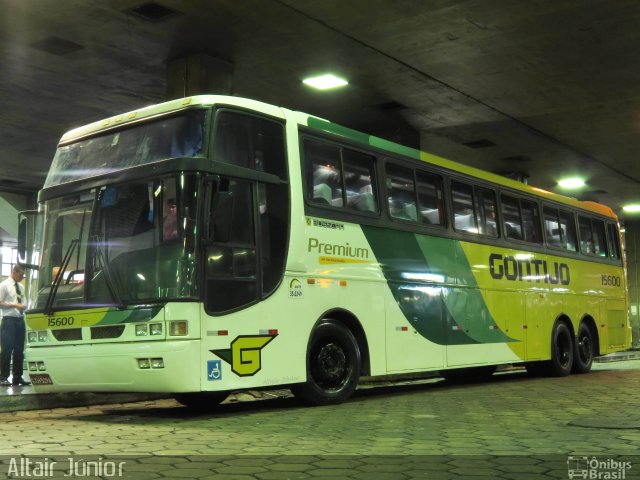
{"left": 624, "top": 220, "right": 640, "bottom": 348}
{"left": 166, "top": 53, "right": 233, "bottom": 100}
{"left": 0, "top": 192, "right": 31, "bottom": 241}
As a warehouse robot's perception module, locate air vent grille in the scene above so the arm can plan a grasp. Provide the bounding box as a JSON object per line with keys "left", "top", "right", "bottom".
{"left": 52, "top": 329, "right": 82, "bottom": 341}
{"left": 91, "top": 325, "right": 126, "bottom": 340}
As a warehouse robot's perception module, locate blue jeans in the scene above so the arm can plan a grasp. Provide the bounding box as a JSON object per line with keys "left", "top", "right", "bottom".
{"left": 0, "top": 316, "right": 25, "bottom": 380}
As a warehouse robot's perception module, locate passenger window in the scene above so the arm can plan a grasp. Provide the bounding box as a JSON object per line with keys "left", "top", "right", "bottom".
{"left": 305, "top": 140, "right": 343, "bottom": 207}
{"left": 543, "top": 207, "right": 562, "bottom": 247}
{"left": 559, "top": 210, "right": 578, "bottom": 251}
{"left": 607, "top": 223, "right": 621, "bottom": 260}
{"left": 416, "top": 171, "right": 445, "bottom": 227}
{"left": 592, "top": 219, "right": 608, "bottom": 257}
{"left": 452, "top": 181, "right": 477, "bottom": 234}
{"left": 579, "top": 216, "right": 597, "bottom": 255}
{"left": 521, "top": 200, "right": 542, "bottom": 243}
{"left": 501, "top": 195, "right": 523, "bottom": 240}
{"left": 386, "top": 163, "right": 417, "bottom": 221}
{"left": 304, "top": 139, "right": 377, "bottom": 213}
{"left": 343, "top": 149, "right": 377, "bottom": 213}
{"left": 501, "top": 195, "right": 541, "bottom": 243}
{"left": 579, "top": 216, "right": 610, "bottom": 257}
{"left": 544, "top": 207, "right": 577, "bottom": 251}
{"left": 476, "top": 187, "right": 498, "bottom": 237}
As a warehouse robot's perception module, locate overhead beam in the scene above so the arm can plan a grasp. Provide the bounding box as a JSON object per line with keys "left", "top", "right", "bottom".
{"left": 166, "top": 53, "right": 234, "bottom": 99}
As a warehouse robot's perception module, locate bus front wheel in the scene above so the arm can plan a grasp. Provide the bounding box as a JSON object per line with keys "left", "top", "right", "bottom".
{"left": 292, "top": 320, "right": 361, "bottom": 406}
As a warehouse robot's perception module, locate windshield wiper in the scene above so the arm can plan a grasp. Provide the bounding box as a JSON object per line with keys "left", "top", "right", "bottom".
{"left": 92, "top": 235, "right": 126, "bottom": 309}
{"left": 44, "top": 239, "right": 78, "bottom": 315}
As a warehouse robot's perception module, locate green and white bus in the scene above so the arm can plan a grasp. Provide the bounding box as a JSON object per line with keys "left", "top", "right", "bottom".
{"left": 20, "top": 95, "right": 631, "bottom": 407}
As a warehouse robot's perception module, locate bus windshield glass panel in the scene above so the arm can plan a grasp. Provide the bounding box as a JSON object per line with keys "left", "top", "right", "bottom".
{"left": 31, "top": 174, "right": 200, "bottom": 311}
{"left": 45, "top": 110, "right": 206, "bottom": 188}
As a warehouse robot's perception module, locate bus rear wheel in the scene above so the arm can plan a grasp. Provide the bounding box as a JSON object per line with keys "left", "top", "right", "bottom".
{"left": 572, "top": 323, "right": 594, "bottom": 374}
{"left": 292, "top": 320, "right": 361, "bottom": 406}
{"left": 543, "top": 321, "right": 574, "bottom": 377}
{"left": 172, "top": 392, "right": 228, "bottom": 411}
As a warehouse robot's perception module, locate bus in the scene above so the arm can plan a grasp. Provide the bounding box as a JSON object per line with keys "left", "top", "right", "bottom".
{"left": 19, "top": 95, "right": 631, "bottom": 408}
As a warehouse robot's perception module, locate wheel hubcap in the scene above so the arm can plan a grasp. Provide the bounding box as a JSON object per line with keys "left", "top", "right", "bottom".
{"left": 578, "top": 335, "right": 592, "bottom": 363}
{"left": 557, "top": 334, "right": 571, "bottom": 367}
{"left": 312, "top": 342, "right": 347, "bottom": 387}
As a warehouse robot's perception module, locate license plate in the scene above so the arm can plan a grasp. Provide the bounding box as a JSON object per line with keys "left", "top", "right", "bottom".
{"left": 29, "top": 374, "right": 53, "bottom": 385}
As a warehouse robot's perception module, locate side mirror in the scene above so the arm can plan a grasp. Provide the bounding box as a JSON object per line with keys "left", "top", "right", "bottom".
{"left": 18, "top": 210, "right": 40, "bottom": 270}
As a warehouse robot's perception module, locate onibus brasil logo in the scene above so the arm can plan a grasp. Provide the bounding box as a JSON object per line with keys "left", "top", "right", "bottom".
{"left": 567, "top": 456, "right": 632, "bottom": 479}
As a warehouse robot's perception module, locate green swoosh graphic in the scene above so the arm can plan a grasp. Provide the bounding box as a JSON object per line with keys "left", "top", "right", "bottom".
{"left": 362, "top": 226, "right": 515, "bottom": 345}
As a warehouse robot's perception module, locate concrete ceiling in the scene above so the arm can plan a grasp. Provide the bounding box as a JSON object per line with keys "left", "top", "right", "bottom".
{"left": 2, "top": 0, "right": 640, "bottom": 225}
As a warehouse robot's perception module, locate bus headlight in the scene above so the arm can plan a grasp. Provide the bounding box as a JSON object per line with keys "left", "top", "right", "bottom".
{"left": 135, "top": 324, "right": 148, "bottom": 336}
{"left": 38, "top": 331, "right": 48, "bottom": 342}
{"left": 137, "top": 358, "right": 151, "bottom": 369}
{"left": 169, "top": 321, "right": 188, "bottom": 336}
{"left": 37, "top": 362, "right": 46, "bottom": 371}
{"left": 149, "top": 323, "right": 163, "bottom": 336}
{"left": 150, "top": 358, "right": 164, "bottom": 369}
{"left": 28, "top": 332, "right": 38, "bottom": 343}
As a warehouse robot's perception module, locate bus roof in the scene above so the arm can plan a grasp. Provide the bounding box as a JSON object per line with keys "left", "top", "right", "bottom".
{"left": 59, "top": 95, "right": 616, "bottom": 220}
{"left": 59, "top": 95, "right": 285, "bottom": 144}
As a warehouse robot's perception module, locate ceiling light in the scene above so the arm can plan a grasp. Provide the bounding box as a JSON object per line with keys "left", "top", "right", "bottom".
{"left": 302, "top": 74, "right": 348, "bottom": 90}
{"left": 558, "top": 178, "right": 586, "bottom": 189}
{"left": 622, "top": 204, "right": 640, "bottom": 213}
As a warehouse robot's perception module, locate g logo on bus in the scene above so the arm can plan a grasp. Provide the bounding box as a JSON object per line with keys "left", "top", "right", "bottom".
{"left": 211, "top": 335, "right": 277, "bottom": 377}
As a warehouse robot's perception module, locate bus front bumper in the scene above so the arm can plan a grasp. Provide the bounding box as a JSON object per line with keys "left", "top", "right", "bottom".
{"left": 25, "top": 340, "right": 202, "bottom": 393}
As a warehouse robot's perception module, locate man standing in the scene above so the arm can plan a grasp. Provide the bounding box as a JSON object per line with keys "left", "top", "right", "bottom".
{"left": 0, "top": 265, "right": 30, "bottom": 386}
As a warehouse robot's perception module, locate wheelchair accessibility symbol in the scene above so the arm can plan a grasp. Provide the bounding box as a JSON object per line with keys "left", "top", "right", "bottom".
{"left": 207, "top": 360, "right": 222, "bottom": 381}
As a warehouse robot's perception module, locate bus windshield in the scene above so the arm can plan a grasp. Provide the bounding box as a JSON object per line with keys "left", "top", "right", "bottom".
{"left": 44, "top": 110, "right": 206, "bottom": 188}
{"left": 30, "top": 174, "right": 200, "bottom": 311}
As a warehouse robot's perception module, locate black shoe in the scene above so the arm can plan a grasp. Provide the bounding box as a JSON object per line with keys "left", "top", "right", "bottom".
{"left": 12, "top": 378, "right": 31, "bottom": 386}
{"left": 0, "top": 378, "right": 9, "bottom": 386}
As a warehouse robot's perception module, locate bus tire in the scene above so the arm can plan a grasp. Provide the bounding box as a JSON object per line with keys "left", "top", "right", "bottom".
{"left": 172, "top": 392, "right": 227, "bottom": 411}
{"left": 439, "top": 365, "right": 496, "bottom": 382}
{"left": 572, "top": 323, "right": 594, "bottom": 374}
{"left": 543, "top": 321, "right": 574, "bottom": 377}
{"left": 292, "top": 320, "right": 361, "bottom": 406}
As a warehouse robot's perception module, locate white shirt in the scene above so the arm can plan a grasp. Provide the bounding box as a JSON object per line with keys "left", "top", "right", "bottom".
{"left": 0, "top": 277, "right": 24, "bottom": 318}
